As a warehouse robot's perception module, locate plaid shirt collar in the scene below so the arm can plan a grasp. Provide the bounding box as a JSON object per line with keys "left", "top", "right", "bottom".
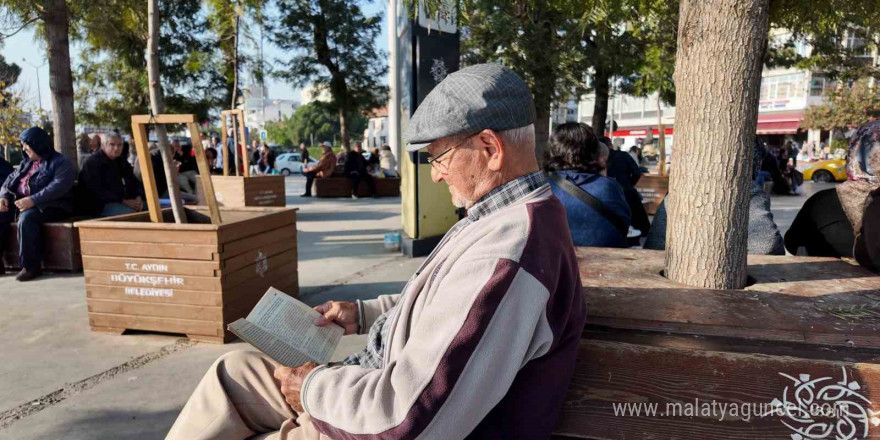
{"left": 466, "top": 171, "right": 547, "bottom": 222}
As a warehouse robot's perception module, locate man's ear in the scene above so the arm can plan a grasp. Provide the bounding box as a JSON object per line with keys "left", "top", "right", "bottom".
{"left": 477, "top": 129, "right": 504, "bottom": 172}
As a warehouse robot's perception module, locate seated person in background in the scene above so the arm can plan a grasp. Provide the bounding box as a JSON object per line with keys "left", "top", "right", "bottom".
{"left": 77, "top": 133, "right": 144, "bottom": 217}
{"left": 788, "top": 120, "right": 880, "bottom": 260}
{"left": 172, "top": 140, "right": 199, "bottom": 194}
{"left": 301, "top": 144, "right": 337, "bottom": 197}
{"left": 0, "top": 127, "right": 75, "bottom": 281}
{"left": 133, "top": 142, "right": 199, "bottom": 204}
{"left": 546, "top": 122, "right": 631, "bottom": 248}
{"left": 602, "top": 136, "right": 650, "bottom": 243}
{"left": 379, "top": 145, "right": 399, "bottom": 177}
{"left": 204, "top": 147, "right": 223, "bottom": 175}
{"left": 646, "top": 139, "right": 785, "bottom": 255}
{"left": 335, "top": 143, "right": 348, "bottom": 167}
{"left": 256, "top": 144, "right": 277, "bottom": 175}
{"left": 366, "top": 147, "right": 381, "bottom": 176}
{"left": 344, "top": 142, "right": 376, "bottom": 199}
{"left": 855, "top": 187, "right": 880, "bottom": 272}
{"left": 78, "top": 133, "right": 102, "bottom": 171}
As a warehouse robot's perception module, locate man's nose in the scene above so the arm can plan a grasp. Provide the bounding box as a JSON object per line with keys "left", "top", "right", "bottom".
{"left": 430, "top": 165, "right": 445, "bottom": 183}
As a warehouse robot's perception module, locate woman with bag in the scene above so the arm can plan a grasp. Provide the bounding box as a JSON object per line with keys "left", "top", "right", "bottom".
{"left": 544, "top": 122, "right": 631, "bottom": 247}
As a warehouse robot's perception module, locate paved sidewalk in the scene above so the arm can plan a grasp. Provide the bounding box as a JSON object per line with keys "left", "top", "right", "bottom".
{"left": 0, "top": 178, "right": 422, "bottom": 440}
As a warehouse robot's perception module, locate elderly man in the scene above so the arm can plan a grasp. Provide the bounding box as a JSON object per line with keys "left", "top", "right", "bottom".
{"left": 166, "top": 64, "right": 586, "bottom": 440}
{"left": 77, "top": 133, "right": 144, "bottom": 217}
{"left": 301, "top": 143, "right": 337, "bottom": 197}
{"left": 0, "top": 127, "right": 75, "bottom": 281}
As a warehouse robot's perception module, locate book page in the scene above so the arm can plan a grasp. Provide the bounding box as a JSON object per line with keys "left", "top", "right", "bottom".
{"left": 245, "top": 288, "right": 344, "bottom": 364}
{"left": 228, "top": 319, "right": 312, "bottom": 367}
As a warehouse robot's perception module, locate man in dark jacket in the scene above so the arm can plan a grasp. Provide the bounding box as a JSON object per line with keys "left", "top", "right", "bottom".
{"left": 343, "top": 142, "right": 376, "bottom": 199}
{"left": 0, "top": 127, "right": 75, "bottom": 281}
{"left": 600, "top": 136, "right": 649, "bottom": 241}
{"left": 77, "top": 133, "right": 144, "bottom": 217}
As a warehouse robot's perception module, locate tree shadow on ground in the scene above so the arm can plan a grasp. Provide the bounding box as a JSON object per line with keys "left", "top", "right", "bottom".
{"left": 16, "top": 408, "right": 180, "bottom": 440}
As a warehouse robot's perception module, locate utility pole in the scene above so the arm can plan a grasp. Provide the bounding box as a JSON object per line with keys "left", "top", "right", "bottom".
{"left": 21, "top": 58, "right": 47, "bottom": 114}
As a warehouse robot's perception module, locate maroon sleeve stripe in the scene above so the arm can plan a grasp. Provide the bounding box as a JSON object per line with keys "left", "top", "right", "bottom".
{"left": 310, "top": 258, "right": 520, "bottom": 440}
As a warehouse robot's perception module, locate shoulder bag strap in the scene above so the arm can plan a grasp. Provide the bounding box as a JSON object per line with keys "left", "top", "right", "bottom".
{"left": 547, "top": 172, "right": 629, "bottom": 238}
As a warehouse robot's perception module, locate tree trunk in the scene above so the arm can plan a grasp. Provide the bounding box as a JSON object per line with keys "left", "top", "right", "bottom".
{"left": 592, "top": 68, "right": 610, "bottom": 136}
{"left": 338, "top": 107, "right": 349, "bottom": 149}
{"left": 657, "top": 97, "right": 667, "bottom": 177}
{"left": 231, "top": 13, "right": 240, "bottom": 110}
{"left": 666, "top": 0, "right": 769, "bottom": 289}
{"left": 148, "top": 0, "right": 187, "bottom": 224}
{"left": 41, "top": 0, "right": 76, "bottom": 164}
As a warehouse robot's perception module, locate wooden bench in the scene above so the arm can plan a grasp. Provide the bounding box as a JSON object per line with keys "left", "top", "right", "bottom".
{"left": 635, "top": 174, "right": 668, "bottom": 215}
{"left": 3, "top": 221, "right": 83, "bottom": 271}
{"left": 314, "top": 176, "right": 400, "bottom": 198}
{"left": 552, "top": 248, "right": 880, "bottom": 439}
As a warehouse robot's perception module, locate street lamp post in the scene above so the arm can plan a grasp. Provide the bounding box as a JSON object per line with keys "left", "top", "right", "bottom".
{"left": 21, "top": 58, "right": 47, "bottom": 115}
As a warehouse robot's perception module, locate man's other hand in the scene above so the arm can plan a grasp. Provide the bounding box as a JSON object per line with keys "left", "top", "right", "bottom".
{"left": 274, "top": 361, "right": 319, "bottom": 413}
{"left": 0, "top": 198, "right": 8, "bottom": 212}
{"left": 313, "top": 301, "right": 358, "bottom": 335}
{"left": 14, "top": 197, "right": 34, "bottom": 211}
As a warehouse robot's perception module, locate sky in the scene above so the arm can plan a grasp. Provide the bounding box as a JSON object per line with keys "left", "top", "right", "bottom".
{"left": 1, "top": 1, "right": 389, "bottom": 114}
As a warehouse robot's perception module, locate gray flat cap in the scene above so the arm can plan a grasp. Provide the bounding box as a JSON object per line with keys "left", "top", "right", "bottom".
{"left": 405, "top": 63, "right": 536, "bottom": 151}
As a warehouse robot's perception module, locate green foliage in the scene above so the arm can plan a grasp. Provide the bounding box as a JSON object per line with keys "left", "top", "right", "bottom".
{"left": 74, "top": 0, "right": 221, "bottom": 131}
{"left": 803, "top": 79, "right": 880, "bottom": 131}
{"left": 0, "top": 54, "right": 21, "bottom": 94}
{"left": 271, "top": 0, "right": 387, "bottom": 146}
{"left": 831, "top": 138, "right": 848, "bottom": 154}
{"left": 0, "top": 81, "right": 30, "bottom": 155}
{"left": 459, "top": 0, "right": 584, "bottom": 118}
{"left": 265, "top": 101, "right": 366, "bottom": 147}
{"left": 204, "top": 0, "right": 265, "bottom": 108}
{"left": 630, "top": 0, "right": 678, "bottom": 105}
{"left": 767, "top": 0, "right": 880, "bottom": 81}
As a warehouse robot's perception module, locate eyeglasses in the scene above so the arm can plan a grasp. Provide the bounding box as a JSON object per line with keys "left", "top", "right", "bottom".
{"left": 427, "top": 136, "right": 471, "bottom": 170}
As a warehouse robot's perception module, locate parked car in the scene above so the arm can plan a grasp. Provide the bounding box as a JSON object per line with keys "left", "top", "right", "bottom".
{"left": 802, "top": 158, "right": 847, "bottom": 183}
{"left": 276, "top": 153, "right": 318, "bottom": 176}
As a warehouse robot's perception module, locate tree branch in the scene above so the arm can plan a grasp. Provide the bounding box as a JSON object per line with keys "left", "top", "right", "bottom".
{"left": 0, "top": 17, "right": 39, "bottom": 39}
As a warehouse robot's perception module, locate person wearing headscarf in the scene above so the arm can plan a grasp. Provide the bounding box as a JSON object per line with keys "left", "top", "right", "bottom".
{"left": 0, "top": 127, "right": 75, "bottom": 281}
{"left": 646, "top": 138, "right": 785, "bottom": 255}
{"left": 839, "top": 121, "right": 880, "bottom": 271}
{"left": 783, "top": 121, "right": 880, "bottom": 259}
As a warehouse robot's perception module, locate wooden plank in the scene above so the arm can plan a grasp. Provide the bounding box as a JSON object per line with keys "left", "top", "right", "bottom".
{"left": 88, "top": 312, "right": 223, "bottom": 337}
{"left": 86, "top": 284, "right": 223, "bottom": 306}
{"left": 189, "top": 122, "right": 222, "bottom": 225}
{"left": 78, "top": 228, "right": 219, "bottom": 245}
{"left": 222, "top": 271, "right": 299, "bottom": 323}
{"left": 82, "top": 255, "right": 219, "bottom": 277}
{"left": 221, "top": 267, "right": 299, "bottom": 305}
{"left": 85, "top": 270, "right": 222, "bottom": 292}
{"left": 131, "top": 114, "right": 196, "bottom": 124}
{"left": 80, "top": 241, "right": 218, "bottom": 261}
{"left": 578, "top": 248, "right": 880, "bottom": 349}
{"left": 219, "top": 224, "right": 296, "bottom": 258}
{"left": 221, "top": 114, "right": 230, "bottom": 176}
{"left": 87, "top": 298, "right": 222, "bottom": 321}
{"left": 222, "top": 250, "right": 297, "bottom": 288}
{"left": 553, "top": 339, "right": 880, "bottom": 439}
{"left": 131, "top": 120, "right": 162, "bottom": 223}
{"left": 75, "top": 213, "right": 218, "bottom": 231}
{"left": 221, "top": 239, "right": 296, "bottom": 274}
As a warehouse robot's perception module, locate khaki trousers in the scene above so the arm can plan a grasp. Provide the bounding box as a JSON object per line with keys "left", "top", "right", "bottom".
{"left": 165, "top": 350, "right": 332, "bottom": 440}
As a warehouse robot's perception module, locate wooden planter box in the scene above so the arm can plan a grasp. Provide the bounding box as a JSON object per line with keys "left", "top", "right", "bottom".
{"left": 635, "top": 174, "right": 668, "bottom": 215}
{"left": 75, "top": 206, "right": 298, "bottom": 343}
{"left": 197, "top": 175, "right": 286, "bottom": 207}
{"left": 553, "top": 248, "right": 880, "bottom": 440}
{"left": 3, "top": 221, "right": 82, "bottom": 271}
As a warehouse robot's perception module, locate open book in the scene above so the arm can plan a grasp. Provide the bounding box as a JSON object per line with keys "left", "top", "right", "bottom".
{"left": 228, "top": 288, "right": 344, "bottom": 366}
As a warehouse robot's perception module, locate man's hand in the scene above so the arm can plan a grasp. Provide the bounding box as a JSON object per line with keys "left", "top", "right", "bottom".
{"left": 313, "top": 301, "right": 358, "bottom": 335}
{"left": 123, "top": 197, "right": 143, "bottom": 212}
{"left": 274, "top": 361, "right": 319, "bottom": 413}
{"left": 14, "top": 197, "right": 34, "bottom": 212}
{"left": 0, "top": 198, "right": 8, "bottom": 212}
